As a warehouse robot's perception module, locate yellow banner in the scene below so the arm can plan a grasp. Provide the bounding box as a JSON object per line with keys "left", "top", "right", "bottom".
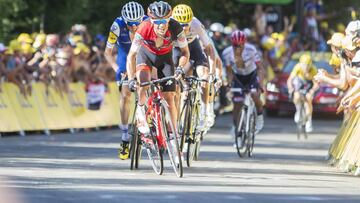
{"left": 4, "top": 83, "right": 46, "bottom": 130}
{"left": 33, "top": 83, "right": 73, "bottom": 130}
{"left": 0, "top": 82, "right": 138, "bottom": 132}
{"left": 65, "top": 83, "right": 98, "bottom": 128}
{"left": 92, "top": 82, "right": 121, "bottom": 126}
{"left": 0, "top": 84, "right": 22, "bottom": 132}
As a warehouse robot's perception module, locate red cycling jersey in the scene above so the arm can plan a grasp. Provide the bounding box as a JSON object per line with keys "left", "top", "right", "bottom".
{"left": 134, "top": 18, "right": 187, "bottom": 55}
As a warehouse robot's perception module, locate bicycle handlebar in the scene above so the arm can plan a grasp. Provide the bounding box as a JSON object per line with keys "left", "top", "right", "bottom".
{"left": 139, "top": 76, "right": 175, "bottom": 87}
{"left": 183, "top": 76, "right": 208, "bottom": 83}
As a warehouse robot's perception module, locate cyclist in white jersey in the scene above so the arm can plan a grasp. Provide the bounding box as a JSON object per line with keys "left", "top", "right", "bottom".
{"left": 172, "top": 4, "right": 216, "bottom": 131}
{"left": 223, "top": 30, "right": 265, "bottom": 134}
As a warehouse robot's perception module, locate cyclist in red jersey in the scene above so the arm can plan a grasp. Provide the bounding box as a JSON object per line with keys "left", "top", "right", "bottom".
{"left": 126, "top": 1, "right": 190, "bottom": 135}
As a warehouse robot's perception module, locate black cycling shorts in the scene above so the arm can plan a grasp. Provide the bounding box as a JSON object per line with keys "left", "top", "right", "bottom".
{"left": 231, "top": 70, "right": 260, "bottom": 102}
{"left": 173, "top": 38, "right": 208, "bottom": 69}
{"left": 292, "top": 77, "right": 313, "bottom": 92}
{"left": 136, "top": 46, "right": 176, "bottom": 92}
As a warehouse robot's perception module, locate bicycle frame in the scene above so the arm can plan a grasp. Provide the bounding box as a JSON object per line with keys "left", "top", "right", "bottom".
{"left": 146, "top": 89, "right": 168, "bottom": 150}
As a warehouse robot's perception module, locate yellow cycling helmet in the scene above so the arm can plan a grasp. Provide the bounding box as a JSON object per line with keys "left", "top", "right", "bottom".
{"left": 73, "top": 43, "right": 90, "bottom": 55}
{"left": 299, "top": 54, "right": 312, "bottom": 65}
{"left": 172, "top": 4, "right": 193, "bottom": 24}
{"left": 329, "top": 53, "right": 341, "bottom": 67}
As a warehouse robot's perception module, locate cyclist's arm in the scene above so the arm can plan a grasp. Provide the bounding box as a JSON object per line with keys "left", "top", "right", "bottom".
{"left": 254, "top": 51, "right": 265, "bottom": 90}
{"left": 309, "top": 81, "right": 319, "bottom": 95}
{"left": 104, "top": 22, "right": 120, "bottom": 72}
{"left": 222, "top": 49, "right": 233, "bottom": 85}
{"left": 196, "top": 20, "right": 216, "bottom": 75}
{"left": 204, "top": 44, "right": 216, "bottom": 75}
{"left": 215, "top": 55, "right": 223, "bottom": 80}
{"left": 177, "top": 31, "right": 190, "bottom": 68}
{"left": 225, "top": 64, "right": 233, "bottom": 86}
{"left": 127, "top": 33, "right": 143, "bottom": 80}
{"left": 287, "top": 66, "right": 298, "bottom": 92}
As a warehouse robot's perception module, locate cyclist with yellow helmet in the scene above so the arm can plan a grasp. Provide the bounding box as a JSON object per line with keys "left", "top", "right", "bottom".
{"left": 172, "top": 4, "right": 217, "bottom": 130}
{"left": 287, "top": 54, "right": 319, "bottom": 132}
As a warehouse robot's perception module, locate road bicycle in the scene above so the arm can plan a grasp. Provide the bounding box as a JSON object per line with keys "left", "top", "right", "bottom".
{"left": 232, "top": 88, "right": 256, "bottom": 157}
{"left": 295, "top": 89, "right": 308, "bottom": 140}
{"left": 139, "top": 76, "right": 183, "bottom": 177}
{"left": 178, "top": 76, "right": 207, "bottom": 167}
{"left": 129, "top": 94, "right": 163, "bottom": 175}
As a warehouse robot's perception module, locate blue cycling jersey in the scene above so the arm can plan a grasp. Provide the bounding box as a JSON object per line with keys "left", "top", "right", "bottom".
{"left": 106, "top": 16, "right": 147, "bottom": 82}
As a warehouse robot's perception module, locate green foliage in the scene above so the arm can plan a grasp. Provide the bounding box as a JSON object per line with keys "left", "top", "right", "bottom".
{"left": 0, "top": 0, "right": 356, "bottom": 43}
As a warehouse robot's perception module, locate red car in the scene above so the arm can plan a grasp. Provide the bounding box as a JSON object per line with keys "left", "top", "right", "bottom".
{"left": 265, "top": 52, "right": 340, "bottom": 116}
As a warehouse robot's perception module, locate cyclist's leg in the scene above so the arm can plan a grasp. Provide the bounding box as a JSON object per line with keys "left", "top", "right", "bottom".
{"left": 191, "top": 39, "right": 210, "bottom": 129}
{"left": 196, "top": 65, "right": 210, "bottom": 129}
{"left": 116, "top": 53, "right": 132, "bottom": 159}
{"left": 242, "top": 70, "right": 264, "bottom": 132}
{"left": 292, "top": 77, "right": 303, "bottom": 123}
{"left": 248, "top": 71, "right": 264, "bottom": 115}
{"left": 231, "top": 75, "right": 245, "bottom": 129}
{"left": 116, "top": 55, "right": 132, "bottom": 140}
{"left": 157, "top": 52, "right": 178, "bottom": 132}
{"left": 135, "top": 47, "right": 153, "bottom": 134}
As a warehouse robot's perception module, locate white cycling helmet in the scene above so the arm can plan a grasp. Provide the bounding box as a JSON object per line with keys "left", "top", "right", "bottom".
{"left": 223, "top": 26, "right": 233, "bottom": 35}
{"left": 345, "top": 20, "right": 360, "bottom": 37}
{"left": 121, "top": 1, "right": 144, "bottom": 22}
{"left": 210, "top": 22, "right": 224, "bottom": 33}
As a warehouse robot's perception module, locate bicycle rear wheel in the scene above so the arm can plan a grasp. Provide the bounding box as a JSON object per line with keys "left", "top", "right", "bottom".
{"left": 129, "top": 124, "right": 138, "bottom": 170}
{"left": 160, "top": 101, "right": 183, "bottom": 178}
{"left": 235, "top": 109, "right": 248, "bottom": 157}
{"left": 178, "top": 100, "right": 191, "bottom": 153}
{"left": 187, "top": 102, "right": 200, "bottom": 165}
{"left": 135, "top": 136, "right": 142, "bottom": 169}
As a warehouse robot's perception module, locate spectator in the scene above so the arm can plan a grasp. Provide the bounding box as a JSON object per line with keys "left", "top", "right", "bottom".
{"left": 253, "top": 4, "right": 267, "bottom": 37}
{"left": 0, "top": 43, "right": 7, "bottom": 92}
{"left": 302, "top": 6, "right": 319, "bottom": 51}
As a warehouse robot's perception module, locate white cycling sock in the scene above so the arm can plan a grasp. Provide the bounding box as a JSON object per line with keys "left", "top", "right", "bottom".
{"left": 120, "top": 124, "right": 130, "bottom": 142}
{"left": 201, "top": 103, "right": 207, "bottom": 115}
{"left": 295, "top": 104, "right": 301, "bottom": 112}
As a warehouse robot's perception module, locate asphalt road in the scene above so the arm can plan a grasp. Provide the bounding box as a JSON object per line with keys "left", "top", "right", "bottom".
{"left": 1, "top": 114, "right": 360, "bottom": 203}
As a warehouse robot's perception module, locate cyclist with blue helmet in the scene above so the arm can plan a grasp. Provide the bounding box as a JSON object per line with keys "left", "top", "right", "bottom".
{"left": 104, "top": 1, "right": 147, "bottom": 160}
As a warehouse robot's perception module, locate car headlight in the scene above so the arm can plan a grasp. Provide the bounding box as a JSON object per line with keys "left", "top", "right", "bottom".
{"left": 323, "top": 87, "right": 339, "bottom": 95}
{"left": 266, "top": 82, "right": 280, "bottom": 93}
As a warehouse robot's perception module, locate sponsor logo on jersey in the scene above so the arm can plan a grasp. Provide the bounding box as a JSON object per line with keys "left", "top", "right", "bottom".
{"left": 108, "top": 32, "right": 117, "bottom": 44}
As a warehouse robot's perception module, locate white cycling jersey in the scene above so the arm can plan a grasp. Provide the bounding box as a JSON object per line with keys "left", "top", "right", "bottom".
{"left": 174, "top": 17, "right": 211, "bottom": 47}
{"left": 222, "top": 43, "right": 261, "bottom": 76}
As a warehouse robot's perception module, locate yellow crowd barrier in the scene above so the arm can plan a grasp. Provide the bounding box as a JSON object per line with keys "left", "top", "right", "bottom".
{"left": 0, "top": 82, "right": 134, "bottom": 133}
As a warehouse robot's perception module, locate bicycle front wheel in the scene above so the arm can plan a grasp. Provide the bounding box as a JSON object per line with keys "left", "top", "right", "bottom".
{"left": 235, "top": 109, "right": 248, "bottom": 157}
{"left": 144, "top": 133, "right": 163, "bottom": 175}
{"left": 160, "top": 101, "right": 183, "bottom": 178}
{"left": 247, "top": 112, "right": 256, "bottom": 157}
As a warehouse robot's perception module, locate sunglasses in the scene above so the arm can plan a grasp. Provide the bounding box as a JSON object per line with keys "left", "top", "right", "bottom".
{"left": 126, "top": 21, "right": 141, "bottom": 26}
{"left": 151, "top": 18, "right": 169, "bottom": 25}
{"left": 180, "top": 23, "right": 189, "bottom": 27}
